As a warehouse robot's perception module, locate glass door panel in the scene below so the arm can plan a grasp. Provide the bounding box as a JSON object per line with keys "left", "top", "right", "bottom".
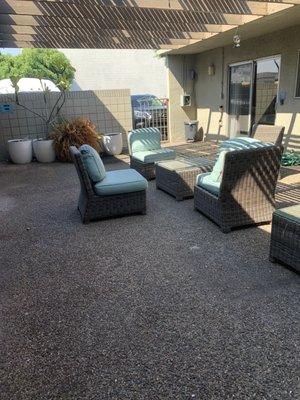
{"left": 252, "top": 57, "right": 280, "bottom": 126}
{"left": 228, "top": 62, "right": 253, "bottom": 137}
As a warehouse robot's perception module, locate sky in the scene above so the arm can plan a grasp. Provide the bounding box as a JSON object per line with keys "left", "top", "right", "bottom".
{"left": 0, "top": 48, "right": 21, "bottom": 56}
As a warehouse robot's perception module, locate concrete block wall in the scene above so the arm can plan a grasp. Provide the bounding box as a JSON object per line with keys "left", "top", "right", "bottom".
{"left": 0, "top": 89, "right": 132, "bottom": 161}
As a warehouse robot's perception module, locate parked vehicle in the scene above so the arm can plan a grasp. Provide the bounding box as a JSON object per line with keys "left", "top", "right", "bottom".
{"left": 131, "top": 94, "right": 168, "bottom": 130}
{"left": 0, "top": 78, "right": 60, "bottom": 94}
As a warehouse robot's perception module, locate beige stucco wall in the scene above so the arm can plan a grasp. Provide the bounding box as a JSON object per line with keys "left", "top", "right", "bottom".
{"left": 61, "top": 49, "right": 168, "bottom": 98}
{"left": 167, "top": 55, "right": 197, "bottom": 142}
{"left": 168, "top": 24, "right": 300, "bottom": 151}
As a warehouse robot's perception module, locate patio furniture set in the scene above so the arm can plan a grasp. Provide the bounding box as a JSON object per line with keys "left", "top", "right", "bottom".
{"left": 70, "top": 126, "right": 299, "bottom": 272}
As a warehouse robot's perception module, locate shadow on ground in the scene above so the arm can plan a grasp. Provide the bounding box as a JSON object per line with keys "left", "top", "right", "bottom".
{"left": 0, "top": 159, "right": 299, "bottom": 400}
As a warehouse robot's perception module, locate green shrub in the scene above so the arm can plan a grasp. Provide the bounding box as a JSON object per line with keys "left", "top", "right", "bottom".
{"left": 281, "top": 151, "right": 300, "bottom": 166}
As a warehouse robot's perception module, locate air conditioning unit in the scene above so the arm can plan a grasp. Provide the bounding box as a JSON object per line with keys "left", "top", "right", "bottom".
{"left": 180, "top": 94, "right": 192, "bottom": 107}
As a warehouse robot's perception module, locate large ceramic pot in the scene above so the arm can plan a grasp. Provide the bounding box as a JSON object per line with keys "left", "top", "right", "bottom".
{"left": 102, "top": 133, "right": 123, "bottom": 156}
{"left": 33, "top": 139, "right": 56, "bottom": 163}
{"left": 8, "top": 139, "right": 33, "bottom": 164}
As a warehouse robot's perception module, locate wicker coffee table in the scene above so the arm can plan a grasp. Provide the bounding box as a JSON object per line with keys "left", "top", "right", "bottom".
{"left": 156, "top": 158, "right": 215, "bottom": 201}
{"left": 270, "top": 204, "right": 300, "bottom": 271}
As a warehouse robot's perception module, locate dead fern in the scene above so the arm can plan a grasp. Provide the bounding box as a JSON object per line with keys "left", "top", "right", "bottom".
{"left": 50, "top": 117, "right": 102, "bottom": 162}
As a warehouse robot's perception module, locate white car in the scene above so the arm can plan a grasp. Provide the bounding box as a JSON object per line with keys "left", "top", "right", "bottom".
{"left": 0, "top": 77, "right": 60, "bottom": 94}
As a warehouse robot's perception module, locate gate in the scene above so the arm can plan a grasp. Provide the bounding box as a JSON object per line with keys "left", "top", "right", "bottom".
{"left": 132, "top": 96, "right": 169, "bottom": 141}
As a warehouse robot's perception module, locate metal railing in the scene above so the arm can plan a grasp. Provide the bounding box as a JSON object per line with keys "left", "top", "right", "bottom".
{"left": 132, "top": 97, "right": 169, "bottom": 141}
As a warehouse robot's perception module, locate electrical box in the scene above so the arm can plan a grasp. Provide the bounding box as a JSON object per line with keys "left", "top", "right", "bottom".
{"left": 180, "top": 95, "right": 192, "bottom": 107}
{"left": 0, "top": 104, "right": 13, "bottom": 113}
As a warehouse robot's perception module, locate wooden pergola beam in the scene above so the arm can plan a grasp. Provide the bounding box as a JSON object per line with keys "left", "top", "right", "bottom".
{"left": 0, "top": 0, "right": 292, "bottom": 27}
{"left": 0, "top": 14, "right": 239, "bottom": 34}
{"left": 0, "top": 32, "right": 205, "bottom": 47}
{"left": 0, "top": 0, "right": 297, "bottom": 49}
{"left": 15, "top": 0, "right": 299, "bottom": 14}
{"left": 0, "top": 24, "right": 216, "bottom": 41}
{"left": 0, "top": 39, "right": 197, "bottom": 50}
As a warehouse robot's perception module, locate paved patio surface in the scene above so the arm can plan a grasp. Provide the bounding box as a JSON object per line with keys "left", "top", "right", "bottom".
{"left": 0, "top": 158, "right": 299, "bottom": 399}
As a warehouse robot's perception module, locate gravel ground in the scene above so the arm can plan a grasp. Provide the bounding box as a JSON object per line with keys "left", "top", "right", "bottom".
{"left": 0, "top": 159, "right": 299, "bottom": 400}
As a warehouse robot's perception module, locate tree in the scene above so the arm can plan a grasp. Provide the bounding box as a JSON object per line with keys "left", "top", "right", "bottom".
{"left": 0, "top": 49, "right": 75, "bottom": 90}
{"left": 0, "top": 54, "right": 16, "bottom": 78}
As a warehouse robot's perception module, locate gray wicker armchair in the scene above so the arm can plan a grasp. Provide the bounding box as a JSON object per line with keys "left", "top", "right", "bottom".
{"left": 70, "top": 146, "right": 147, "bottom": 223}
{"left": 194, "top": 144, "right": 283, "bottom": 233}
{"left": 128, "top": 127, "right": 176, "bottom": 180}
{"left": 250, "top": 124, "right": 285, "bottom": 146}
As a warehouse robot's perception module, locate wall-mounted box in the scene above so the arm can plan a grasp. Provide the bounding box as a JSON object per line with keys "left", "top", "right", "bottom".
{"left": 0, "top": 104, "right": 14, "bottom": 113}
{"left": 180, "top": 94, "right": 192, "bottom": 107}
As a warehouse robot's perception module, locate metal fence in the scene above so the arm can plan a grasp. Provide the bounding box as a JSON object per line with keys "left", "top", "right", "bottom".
{"left": 132, "top": 96, "right": 169, "bottom": 141}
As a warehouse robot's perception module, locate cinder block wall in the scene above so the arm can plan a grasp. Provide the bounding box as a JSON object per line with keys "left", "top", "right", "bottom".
{"left": 0, "top": 89, "right": 132, "bottom": 161}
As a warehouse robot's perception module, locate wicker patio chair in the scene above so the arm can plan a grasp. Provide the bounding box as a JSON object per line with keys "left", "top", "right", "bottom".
{"left": 128, "top": 127, "right": 176, "bottom": 180}
{"left": 194, "top": 144, "right": 283, "bottom": 233}
{"left": 70, "top": 146, "right": 147, "bottom": 223}
{"left": 250, "top": 124, "right": 285, "bottom": 146}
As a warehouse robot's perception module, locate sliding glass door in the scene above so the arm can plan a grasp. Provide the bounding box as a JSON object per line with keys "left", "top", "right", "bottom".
{"left": 228, "top": 62, "right": 253, "bottom": 137}
{"left": 252, "top": 57, "right": 280, "bottom": 126}
{"left": 228, "top": 56, "right": 281, "bottom": 137}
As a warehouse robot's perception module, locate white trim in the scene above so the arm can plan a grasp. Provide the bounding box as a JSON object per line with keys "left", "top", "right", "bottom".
{"left": 228, "top": 59, "right": 252, "bottom": 67}
{"left": 254, "top": 54, "right": 281, "bottom": 62}
{"left": 294, "top": 50, "right": 300, "bottom": 98}
{"left": 228, "top": 54, "right": 281, "bottom": 68}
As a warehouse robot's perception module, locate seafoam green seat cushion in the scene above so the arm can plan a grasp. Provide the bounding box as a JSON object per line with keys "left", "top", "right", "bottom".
{"left": 128, "top": 127, "right": 161, "bottom": 154}
{"left": 274, "top": 204, "right": 300, "bottom": 223}
{"left": 196, "top": 172, "right": 220, "bottom": 196}
{"left": 133, "top": 148, "right": 176, "bottom": 164}
{"left": 94, "top": 169, "right": 148, "bottom": 196}
{"left": 80, "top": 144, "right": 106, "bottom": 183}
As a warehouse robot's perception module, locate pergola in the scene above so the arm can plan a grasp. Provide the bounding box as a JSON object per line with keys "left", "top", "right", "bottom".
{"left": 0, "top": 0, "right": 299, "bottom": 50}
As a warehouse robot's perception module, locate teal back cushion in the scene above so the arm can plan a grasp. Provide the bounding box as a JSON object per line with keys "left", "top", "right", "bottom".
{"left": 80, "top": 144, "right": 106, "bottom": 183}
{"left": 220, "top": 137, "right": 271, "bottom": 151}
{"left": 211, "top": 137, "right": 272, "bottom": 183}
{"left": 128, "top": 128, "right": 161, "bottom": 154}
{"left": 210, "top": 148, "right": 230, "bottom": 182}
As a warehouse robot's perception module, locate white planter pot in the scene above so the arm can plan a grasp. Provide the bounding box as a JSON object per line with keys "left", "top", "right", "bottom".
{"left": 102, "top": 133, "right": 123, "bottom": 156}
{"left": 8, "top": 139, "right": 33, "bottom": 164}
{"left": 33, "top": 139, "right": 56, "bottom": 163}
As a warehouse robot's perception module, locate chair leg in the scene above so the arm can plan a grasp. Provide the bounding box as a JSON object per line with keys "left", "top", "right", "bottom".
{"left": 221, "top": 226, "right": 231, "bottom": 233}
{"left": 176, "top": 196, "right": 184, "bottom": 201}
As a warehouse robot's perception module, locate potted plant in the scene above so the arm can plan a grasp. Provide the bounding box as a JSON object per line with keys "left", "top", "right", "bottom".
{"left": 50, "top": 117, "right": 103, "bottom": 162}
{"left": 102, "top": 132, "right": 123, "bottom": 156}
{"left": 9, "top": 73, "right": 68, "bottom": 164}
{"left": 7, "top": 138, "right": 33, "bottom": 164}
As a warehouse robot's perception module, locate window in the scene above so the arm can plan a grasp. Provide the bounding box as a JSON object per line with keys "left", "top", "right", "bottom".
{"left": 295, "top": 51, "right": 300, "bottom": 98}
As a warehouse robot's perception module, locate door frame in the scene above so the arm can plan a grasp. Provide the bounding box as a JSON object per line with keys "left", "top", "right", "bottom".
{"left": 227, "top": 54, "right": 281, "bottom": 135}
{"left": 227, "top": 60, "right": 254, "bottom": 136}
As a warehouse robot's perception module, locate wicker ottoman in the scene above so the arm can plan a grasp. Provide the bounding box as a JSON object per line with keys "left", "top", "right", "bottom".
{"left": 156, "top": 159, "right": 215, "bottom": 201}
{"left": 270, "top": 204, "right": 300, "bottom": 271}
